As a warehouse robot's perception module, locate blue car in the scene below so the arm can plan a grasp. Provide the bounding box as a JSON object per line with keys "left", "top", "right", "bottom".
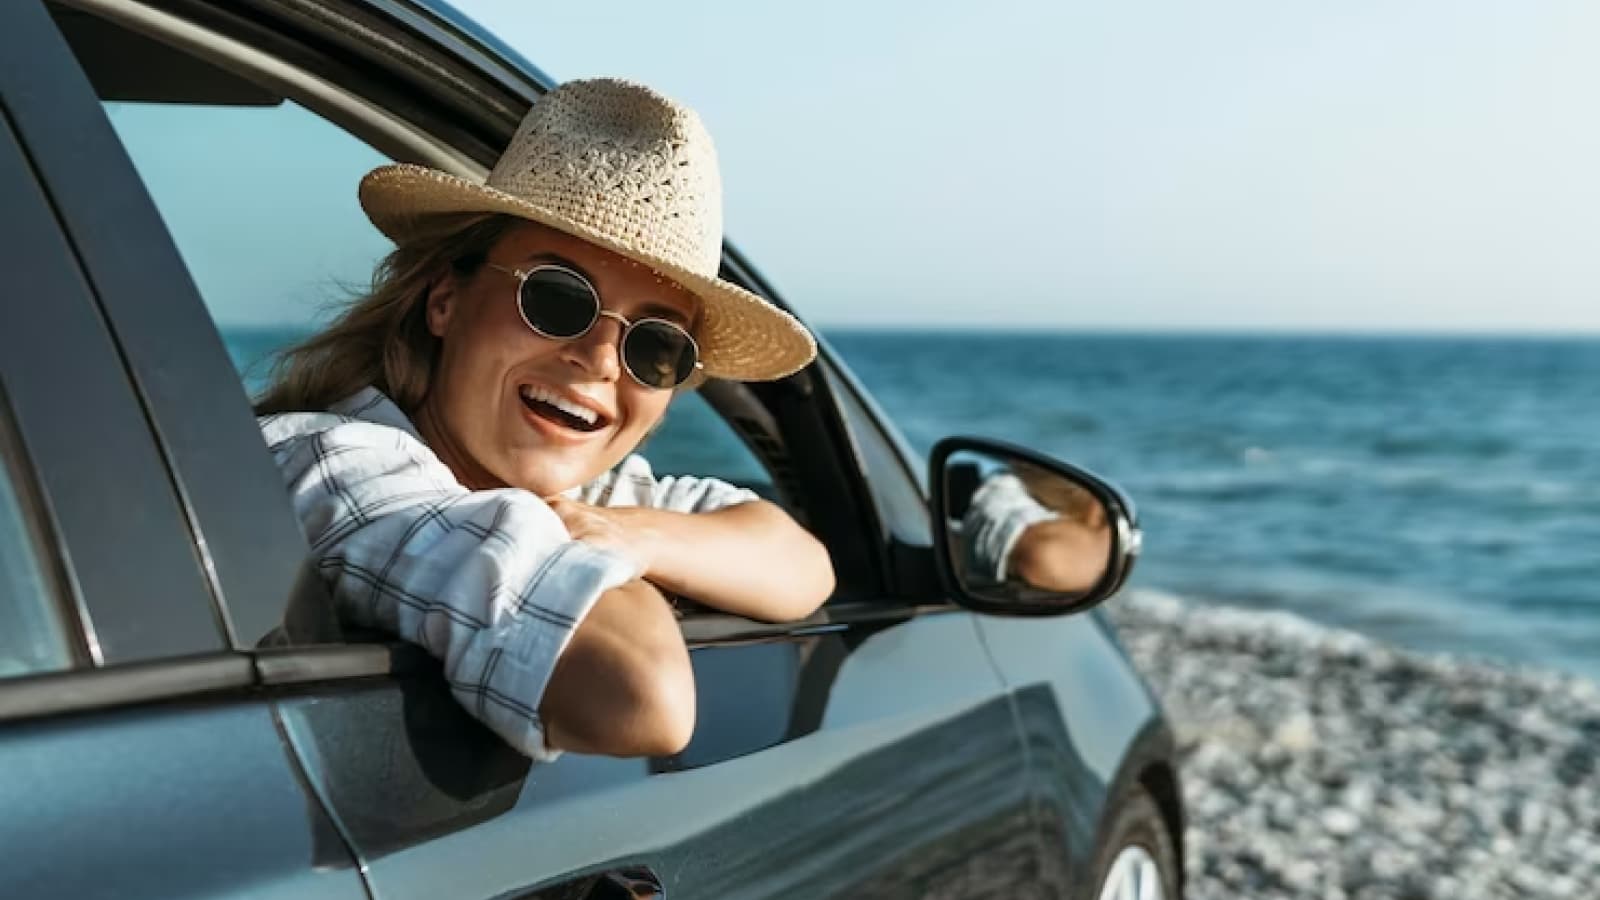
{"left": 0, "top": 1, "right": 1181, "bottom": 897}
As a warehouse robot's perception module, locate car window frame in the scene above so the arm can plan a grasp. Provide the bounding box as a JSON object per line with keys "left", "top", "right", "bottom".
{"left": 816, "top": 351, "right": 956, "bottom": 605}
{"left": 0, "top": 2, "right": 240, "bottom": 668}
{"left": 39, "top": 0, "right": 358, "bottom": 651}
{"left": 0, "top": 0, "right": 265, "bottom": 726}
{"left": 821, "top": 352, "right": 932, "bottom": 543}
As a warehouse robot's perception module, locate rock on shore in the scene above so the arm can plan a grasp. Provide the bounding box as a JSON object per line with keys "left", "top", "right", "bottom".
{"left": 1103, "top": 591, "right": 1600, "bottom": 900}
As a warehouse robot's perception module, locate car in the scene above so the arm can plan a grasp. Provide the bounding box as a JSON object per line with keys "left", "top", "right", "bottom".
{"left": 0, "top": 1, "right": 1183, "bottom": 897}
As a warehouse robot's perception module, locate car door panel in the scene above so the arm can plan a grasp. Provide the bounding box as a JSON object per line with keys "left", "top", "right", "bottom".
{"left": 270, "top": 612, "right": 1035, "bottom": 900}
{"left": 0, "top": 697, "right": 365, "bottom": 900}
{"left": 656, "top": 613, "right": 1039, "bottom": 899}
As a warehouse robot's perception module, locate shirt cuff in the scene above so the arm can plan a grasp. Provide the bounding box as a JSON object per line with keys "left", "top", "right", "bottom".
{"left": 456, "top": 541, "right": 640, "bottom": 761}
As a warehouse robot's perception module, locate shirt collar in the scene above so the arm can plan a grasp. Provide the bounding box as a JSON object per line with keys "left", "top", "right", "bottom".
{"left": 328, "top": 387, "right": 422, "bottom": 440}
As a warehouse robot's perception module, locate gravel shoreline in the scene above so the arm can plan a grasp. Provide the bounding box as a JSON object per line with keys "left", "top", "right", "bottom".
{"left": 1103, "top": 591, "right": 1600, "bottom": 900}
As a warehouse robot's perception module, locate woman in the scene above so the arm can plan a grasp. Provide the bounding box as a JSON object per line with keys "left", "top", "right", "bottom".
{"left": 255, "top": 79, "right": 834, "bottom": 761}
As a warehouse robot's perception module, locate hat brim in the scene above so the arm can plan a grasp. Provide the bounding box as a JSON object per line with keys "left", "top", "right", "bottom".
{"left": 359, "top": 164, "right": 816, "bottom": 382}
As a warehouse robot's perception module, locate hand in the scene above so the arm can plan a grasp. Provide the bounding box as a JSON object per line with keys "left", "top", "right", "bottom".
{"left": 545, "top": 498, "right": 662, "bottom": 579}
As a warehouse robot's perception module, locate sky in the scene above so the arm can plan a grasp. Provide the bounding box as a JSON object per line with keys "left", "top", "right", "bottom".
{"left": 453, "top": 0, "right": 1600, "bottom": 332}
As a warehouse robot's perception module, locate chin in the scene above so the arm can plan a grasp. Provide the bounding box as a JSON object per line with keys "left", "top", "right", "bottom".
{"left": 506, "top": 460, "right": 579, "bottom": 497}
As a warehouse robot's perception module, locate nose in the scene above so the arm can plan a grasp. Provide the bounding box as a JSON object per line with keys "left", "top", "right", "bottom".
{"left": 559, "top": 314, "right": 624, "bottom": 382}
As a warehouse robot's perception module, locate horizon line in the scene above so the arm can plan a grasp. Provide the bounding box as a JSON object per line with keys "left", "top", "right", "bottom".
{"left": 215, "top": 320, "right": 1600, "bottom": 340}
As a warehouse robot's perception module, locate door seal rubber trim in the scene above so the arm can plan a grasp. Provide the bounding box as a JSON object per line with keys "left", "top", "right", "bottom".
{"left": 0, "top": 652, "right": 253, "bottom": 723}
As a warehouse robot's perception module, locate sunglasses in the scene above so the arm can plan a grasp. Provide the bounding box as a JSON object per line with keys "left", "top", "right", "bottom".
{"left": 487, "top": 263, "right": 702, "bottom": 390}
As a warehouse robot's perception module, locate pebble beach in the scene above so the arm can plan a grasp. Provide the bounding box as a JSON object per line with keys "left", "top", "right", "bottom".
{"left": 1104, "top": 591, "right": 1600, "bottom": 900}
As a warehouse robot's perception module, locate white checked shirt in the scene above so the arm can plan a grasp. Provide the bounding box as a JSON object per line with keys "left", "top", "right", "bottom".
{"left": 258, "top": 387, "right": 758, "bottom": 760}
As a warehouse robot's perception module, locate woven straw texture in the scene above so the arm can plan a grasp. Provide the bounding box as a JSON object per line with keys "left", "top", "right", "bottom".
{"left": 360, "top": 78, "right": 815, "bottom": 382}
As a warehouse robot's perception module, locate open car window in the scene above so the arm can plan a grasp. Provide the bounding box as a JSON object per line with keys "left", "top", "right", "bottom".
{"left": 48, "top": 3, "right": 872, "bottom": 635}
{"left": 102, "top": 87, "right": 780, "bottom": 507}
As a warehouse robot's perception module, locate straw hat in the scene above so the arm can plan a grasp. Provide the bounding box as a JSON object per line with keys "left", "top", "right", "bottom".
{"left": 359, "top": 78, "right": 816, "bottom": 381}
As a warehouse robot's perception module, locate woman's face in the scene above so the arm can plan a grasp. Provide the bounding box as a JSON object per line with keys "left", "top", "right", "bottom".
{"left": 418, "top": 221, "right": 699, "bottom": 496}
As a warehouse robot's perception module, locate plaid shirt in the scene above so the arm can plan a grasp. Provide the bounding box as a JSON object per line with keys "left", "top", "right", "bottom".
{"left": 259, "top": 387, "right": 756, "bottom": 760}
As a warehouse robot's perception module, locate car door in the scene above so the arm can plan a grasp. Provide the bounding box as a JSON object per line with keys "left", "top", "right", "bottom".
{"left": 0, "top": 5, "right": 368, "bottom": 898}
{"left": 33, "top": 1, "right": 1046, "bottom": 896}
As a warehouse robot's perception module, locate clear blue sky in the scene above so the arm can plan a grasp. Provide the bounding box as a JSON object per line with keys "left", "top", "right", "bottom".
{"left": 108, "top": 2, "right": 1600, "bottom": 332}
{"left": 459, "top": 0, "right": 1600, "bottom": 332}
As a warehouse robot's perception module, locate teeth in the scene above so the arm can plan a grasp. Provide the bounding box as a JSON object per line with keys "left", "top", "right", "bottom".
{"left": 521, "top": 385, "right": 599, "bottom": 425}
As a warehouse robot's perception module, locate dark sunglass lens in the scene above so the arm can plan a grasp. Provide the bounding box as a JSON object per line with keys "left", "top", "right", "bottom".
{"left": 624, "top": 321, "right": 697, "bottom": 389}
{"left": 519, "top": 268, "right": 597, "bottom": 338}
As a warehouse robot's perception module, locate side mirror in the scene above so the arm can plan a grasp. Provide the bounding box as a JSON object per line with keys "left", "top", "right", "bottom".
{"left": 929, "top": 436, "right": 1140, "bottom": 616}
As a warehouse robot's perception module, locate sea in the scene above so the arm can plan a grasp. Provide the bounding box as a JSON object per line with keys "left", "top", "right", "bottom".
{"left": 226, "top": 328, "right": 1600, "bottom": 682}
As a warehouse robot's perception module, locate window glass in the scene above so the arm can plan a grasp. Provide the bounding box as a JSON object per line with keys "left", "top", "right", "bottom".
{"left": 0, "top": 404, "right": 75, "bottom": 678}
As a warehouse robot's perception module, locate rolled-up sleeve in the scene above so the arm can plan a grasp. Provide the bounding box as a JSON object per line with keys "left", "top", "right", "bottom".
{"left": 963, "top": 472, "right": 1060, "bottom": 583}
{"left": 579, "top": 453, "right": 759, "bottom": 513}
{"left": 261, "top": 413, "right": 638, "bottom": 760}
{"left": 648, "top": 471, "right": 759, "bottom": 513}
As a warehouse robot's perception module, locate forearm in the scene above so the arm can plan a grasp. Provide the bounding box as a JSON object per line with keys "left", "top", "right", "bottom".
{"left": 639, "top": 501, "right": 834, "bottom": 622}
{"left": 540, "top": 578, "right": 695, "bottom": 757}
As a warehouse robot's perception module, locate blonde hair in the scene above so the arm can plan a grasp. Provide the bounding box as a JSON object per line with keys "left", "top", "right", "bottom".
{"left": 255, "top": 214, "right": 518, "bottom": 417}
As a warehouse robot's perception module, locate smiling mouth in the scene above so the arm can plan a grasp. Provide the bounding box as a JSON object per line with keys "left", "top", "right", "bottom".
{"left": 518, "top": 385, "right": 609, "bottom": 434}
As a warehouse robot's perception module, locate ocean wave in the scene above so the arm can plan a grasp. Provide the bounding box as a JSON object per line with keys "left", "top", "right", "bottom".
{"left": 1368, "top": 433, "right": 1516, "bottom": 461}
{"left": 1135, "top": 457, "right": 1600, "bottom": 509}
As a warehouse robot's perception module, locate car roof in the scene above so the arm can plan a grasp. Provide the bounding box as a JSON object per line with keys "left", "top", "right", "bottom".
{"left": 370, "top": 0, "right": 558, "bottom": 92}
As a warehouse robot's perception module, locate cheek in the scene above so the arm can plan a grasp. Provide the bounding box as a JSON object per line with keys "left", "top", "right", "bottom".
{"left": 443, "top": 313, "right": 546, "bottom": 389}
{"left": 621, "top": 391, "right": 673, "bottom": 438}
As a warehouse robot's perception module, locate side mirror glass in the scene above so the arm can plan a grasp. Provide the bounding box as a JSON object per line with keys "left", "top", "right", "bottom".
{"left": 929, "top": 436, "right": 1140, "bottom": 616}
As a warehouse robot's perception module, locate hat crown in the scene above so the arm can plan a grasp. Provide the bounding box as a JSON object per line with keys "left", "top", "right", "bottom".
{"left": 487, "top": 79, "right": 725, "bottom": 276}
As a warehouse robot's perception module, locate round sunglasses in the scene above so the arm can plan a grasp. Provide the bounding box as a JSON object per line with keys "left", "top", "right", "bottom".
{"left": 487, "top": 263, "right": 702, "bottom": 390}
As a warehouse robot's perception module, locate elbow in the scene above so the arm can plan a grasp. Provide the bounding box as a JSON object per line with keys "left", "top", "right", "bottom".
{"left": 653, "top": 687, "right": 697, "bottom": 756}
{"left": 755, "top": 531, "right": 838, "bottom": 624}
{"left": 1007, "top": 529, "right": 1104, "bottom": 594}
{"left": 1009, "top": 553, "right": 1076, "bottom": 593}
{"left": 547, "top": 646, "right": 696, "bottom": 758}
{"left": 735, "top": 502, "right": 836, "bottom": 623}
{"left": 798, "top": 537, "right": 837, "bottom": 617}
{"left": 766, "top": 532, "right": 836, "bottom": 623}
{"left": 620, "top": 658, "right": 697, "bottom": 756}
{"left": 540, "top": 582, "right": 697, "bottom": 757}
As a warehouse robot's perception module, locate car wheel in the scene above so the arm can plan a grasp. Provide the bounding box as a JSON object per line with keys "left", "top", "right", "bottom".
{"left": 1092, "top": 785, "right": 1180, "bottom": 900}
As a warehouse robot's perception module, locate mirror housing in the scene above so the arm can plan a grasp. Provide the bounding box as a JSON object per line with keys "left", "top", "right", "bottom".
{"left": 929, "top": 436, "right": 1140, "bottom": 617}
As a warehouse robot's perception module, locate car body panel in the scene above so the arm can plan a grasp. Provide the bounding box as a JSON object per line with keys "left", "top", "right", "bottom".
{"left": 977, "top": 612, "right": 1177, "bottom": 894}
{"left": 0, "top": 698, "right": 367, "bottom": 900}
{"left": 276, "top": 612, "right": 1039, "bottom": 899}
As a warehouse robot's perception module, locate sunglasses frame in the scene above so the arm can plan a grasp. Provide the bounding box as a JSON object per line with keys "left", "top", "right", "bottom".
{"left": 487, "top": 262, "right": 703, "bottom": 390}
